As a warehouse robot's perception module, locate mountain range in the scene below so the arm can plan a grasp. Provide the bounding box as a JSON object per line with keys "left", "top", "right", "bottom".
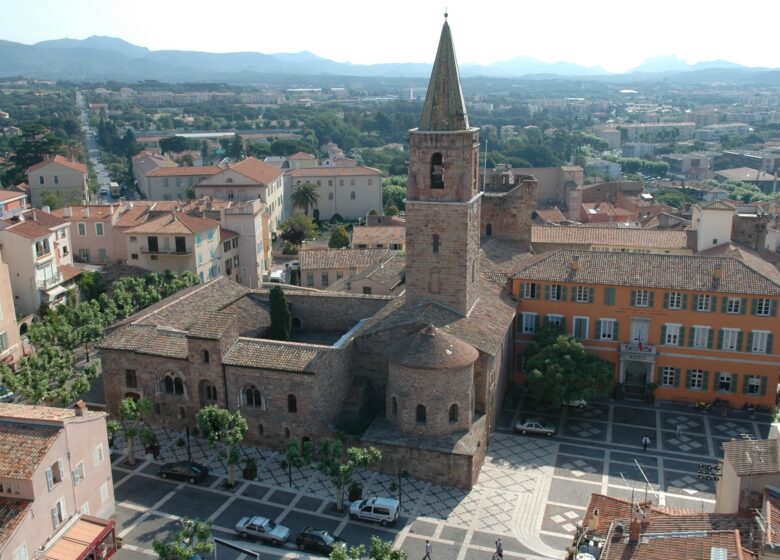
{"left": 0, "top": 36, "right": 776, "bottom": 83}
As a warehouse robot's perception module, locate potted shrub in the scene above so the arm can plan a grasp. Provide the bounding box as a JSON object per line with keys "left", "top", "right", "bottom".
{"left": 348, "top": 481, "right": 363, "bottom": 502}
{"left": 141, "top": 428, "right": 160, "bottom": 457}
{"left": 242, "top": 457, "right": 258, "bottom": 480}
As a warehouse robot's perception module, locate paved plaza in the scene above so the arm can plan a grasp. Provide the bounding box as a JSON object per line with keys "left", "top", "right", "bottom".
{"left": 111, "top": 399, "right": 771, "bottom": 560}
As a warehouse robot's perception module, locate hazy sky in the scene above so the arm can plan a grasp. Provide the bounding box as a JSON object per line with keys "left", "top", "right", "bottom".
{"left": 2, "top": 0, "right": 780, "bottom": 72}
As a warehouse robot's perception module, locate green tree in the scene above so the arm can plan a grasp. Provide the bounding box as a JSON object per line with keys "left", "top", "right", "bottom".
{"left": 196, "top": 405, "right": 249, "bottom": 488}
{"left": 228, "top": 134, "right": 243, "bottom": 159}
{"left": 385, "top": 201, "right": 399, "bottom": 216}
{"left": 40, "top": 190, "right": 64, "bottom": 210}
{"left": 328, "top": 225, "right": 350, "bottom": 249}
{"left": 524, "top": 325, "right": 614, "bottom": 408}
{"left": 5, "top": 125, "right": 64, "bottom": 184}
{"left": 159, "top": 136, "right": 191, "bottom": 154}
{"left": 74, "top": 300, "right": 105, "bottom": 362}
{"left": 107, "top": 397, "right": 153, "bottom": 466}
{"left": 268, "top": 286, "right": 291, "bottom": 341}
{"left": 382, "top": 181, "right": 407, "bottom": 211}
{"left": 329, "top": 536, "right": 407, "bottom": 560}
{"left": 153, "top": 518, "right": 214, "bottom": 560}
{"left": 280, "top": 212, "right": 316, "bottom": 246}
{"left": 0, "top": 347, "right": 98, "bottom": 406}
{"left": 77, "top": 271, "right": 106, "bottom": 300}
{"left": 291, "top": 182, "right": 320, "bottom": 215}
{"left": 284, "top": 439, "right": 313, "bottom": 487}
{"left": 316, "top": 440, "right": 382, "bottom": 512}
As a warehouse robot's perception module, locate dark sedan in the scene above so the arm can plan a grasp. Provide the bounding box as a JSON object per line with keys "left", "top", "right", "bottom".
{"left": 158, "top": 461, "right": 209, "bottom": 484}
{"left": 295, "top": 527, "right": 346, "bottom": 554}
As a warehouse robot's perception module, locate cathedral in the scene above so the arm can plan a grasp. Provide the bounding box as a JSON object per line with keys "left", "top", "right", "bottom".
{"left": 99, "top": 17, "right": 535, "bottom": 489}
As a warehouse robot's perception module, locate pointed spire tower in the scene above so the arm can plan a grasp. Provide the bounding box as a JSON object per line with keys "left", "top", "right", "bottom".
{"left": 405, "top": 15, "right": 482, "bottom": 316}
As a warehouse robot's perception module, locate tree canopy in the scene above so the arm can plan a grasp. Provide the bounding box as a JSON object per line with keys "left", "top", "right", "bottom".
{"left": 280, "top": 212, "right": 316, "bottom": 246}
{"left": 328, "top": 225, "right": 350, "bottom": 249}
{"left": 268, "top": 286, "right": 292, "bottom": 341}
{"left": 316, "top": 440, "right": 382, "bottom": 512}
{"left": 291, "top": 182, "right": 320, "bottom": 215}
{"left": 196, "top": 405, "right": 248, "bottom": 487}
{"left": 153, "top": 518, "right": 214, "bottom": 560}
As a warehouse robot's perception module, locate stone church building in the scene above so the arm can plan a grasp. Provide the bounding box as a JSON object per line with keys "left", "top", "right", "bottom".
{"left": 99, "top": 18, "right": 534, "bottom": 489}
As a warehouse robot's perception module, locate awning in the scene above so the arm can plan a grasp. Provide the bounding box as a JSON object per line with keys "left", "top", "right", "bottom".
{"left": 44, "top": 515, "right": 116, "bottom": 560}
{"left": 43, "top": 284, "right": 69, "bottom": 300}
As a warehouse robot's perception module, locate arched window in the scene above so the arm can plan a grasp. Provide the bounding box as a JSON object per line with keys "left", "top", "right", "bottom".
{"left": 449, "top": 403, "right": 459, "bottom": 423}
{"left": 284, "top": 427, "right": 291, "bottom": 439}
{"left": 416, "top": 404, "right": 427, "bottom": 425}
{"left": 432, "top": 234, "right": 440, "bottom": 254}
{"left": 200, "top": 381, "right": 217, "bottom": 403}
{"left": 203, "top": 350, "right": 210, "bottom": 363}
{"left": 391, "top": 396, "right": 398, "bottom": 417}
{"left": 485, "top": 223, "right": 492, "bottom": 237}
{"left": 287, "top": 394, "right": 297, "bottom": 413}
{"left": 258, "top": 423, "right": 264, "bottom": 435}
{"left": 243, "top": 385, "right": 262, "bottom": 407}
{"left": 430, "top": 153, "right": 444, "bottom": 188}
{"left": 164, "top": 375, "right": 174, "bottom": 394}
{"left": 173, "top": 377, "right": 184, "bottom": 395}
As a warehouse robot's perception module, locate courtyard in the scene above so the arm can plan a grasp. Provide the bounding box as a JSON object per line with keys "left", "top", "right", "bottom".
{"left": 110, "top": 398, "right": 771, "bottom": 560}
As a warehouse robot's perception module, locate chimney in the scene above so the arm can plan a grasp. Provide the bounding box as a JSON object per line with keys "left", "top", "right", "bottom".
{"left": 713, "top": 263, "right": 723, "bottom": 280}
{"left": 42, "top": 205, "right": 50, "bottom": 214}
{"left": 109, "top": 205, "right": 114, "bottom": 215}
{"left": 570, "top": 255, "right": 580, "bottom": 272}
{"left": 63, "top": 207, "right": 72, "bottom": 218}
{"left": 628, "top": 517, "right": 641, "bottom": 544}
{"left": 83, "top": 207, "right": 90, "bottom": 218}
{"left": 73, "top": 400, "right": 87, "bottom": 417}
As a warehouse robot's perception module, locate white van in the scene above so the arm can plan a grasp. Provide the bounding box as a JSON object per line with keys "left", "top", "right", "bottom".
{"left": 269, "top": 270, "right": 286, "bottom": 284}
{"left": 348, "top": 496, "right": 400, "bottom": 526}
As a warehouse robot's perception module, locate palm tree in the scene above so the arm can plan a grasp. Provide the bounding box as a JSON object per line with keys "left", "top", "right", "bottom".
{"left": 291, "top": 182, "right": 320, "bottom": 216}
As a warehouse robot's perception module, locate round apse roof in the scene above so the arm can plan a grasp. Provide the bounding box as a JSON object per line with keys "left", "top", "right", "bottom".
{"left": 387, "top": 325, "right": 479, "bottom": 370}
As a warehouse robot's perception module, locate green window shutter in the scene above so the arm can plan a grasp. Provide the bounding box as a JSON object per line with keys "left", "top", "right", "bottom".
{"left": 771, "top": 300, "right": 778, "bottom": 317}
{"left": 571, "top": 286, "right": 577, "bottom": 301}
{"left": 595, "top": 320, "right": 602, "bottom": 339}
{"left": 561, "top": 286, "right": 568, "bottom": 301}
{"left": 761, "top": 376, "right": 768, "bottom": 396}
{"left": 520, "top": 283, "right": 526, "bottom": 299}
{"left": 681, "top": 294, "right": 688, "bottom": 310}
{"left": 648, "top": 291, "right": 655, "bottom": 307}
{"left": 693, "top": 295, "right": 699, "bottom": 311}
{"left": 702, "top": 371, "right": 710, "bottom": 391}
{"left": 560, "top": 316, "right": 566, "bottom": 331}
{"left": 707, "top": 328, "right": 714, "bottom": 349}
{"left": 767, "top": 334, "right": 773, "bottom": 354}
{"left": 721, "top": 297, "right": 728, "bottom": 313}
{"left": 687, "top": 327, "right": 695, "bottom": 347}
{"left": 631, "top": 290, "right": 637, "bottom": 306}
{"left": 516, "top": 317, "right": 522, "bottom": 332}
{"left": 534, "top": 314, "right": 540, "bottom": 330}
{"left": 685, "top": 369, "right": 692, "bottom": 389}
{"left": 588, "top": 288, "right": 594, "bottom": 303}
{"left": 710, "top": 296, "right": 717, "bottom": 312}
{"left": 660, "top": 325, "right": 667, "bottom": 345}
{"left": 743, "top": 375, "right": 750, "bottom": 394}
{"left": 730, "top": 374, "right": 738, "bottom": 394}
{"left": 657, "top": 367, "right": 664, "bottom": 384}
{"left": 663, "top": 292, "right": 670, "bottom": 309}
{"left": 614, "top": 321, "right": 619, "bottom": 340}
{"left": 717, "top": 329, "right": 724, "bottom": 350}
{"left": 605, "top": 287, "right": 615, "bottom": 305}
{"left": 747, "top": 332, "right": 754, "bottom": 353}
{"left": 736, "top": 330, "right": 743, "bottom": 352}
{"left": 674, "top": 368, "right": 681, "bottom": 387}
{"left": 544, "top": 284, "right": 550, "bottom": 300}
{"left": 751, "top": 298, "right": 758, "bottom": 316}
{"left": 740, "top": 298, "right": 747, "bottom": 315}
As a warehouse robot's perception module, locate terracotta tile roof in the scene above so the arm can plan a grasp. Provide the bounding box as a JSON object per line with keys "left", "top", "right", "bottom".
{"left": 29, "top": 209, "right": 69, "bottom": 229}
{"left": 125, "top": 211, "right": 218, "bottom": 235}
{"left": 716, "top": 167, "right": 777, "bottom": 182}
{"left": 132, "top": 151, "right": 178, "bottom": 176}
{"left": 0, "top": 421, "right": 60, "bottom": 478}
{"left": 533, "top": 207, "right": 567, "bottom": 223}
{"left": 146, "top": 165, "right": 221, "bottom": 177}
{"left": 228, "top": 157, "right": 284, "bottom": 185}
{"left": 51, "top": 205, "right": 117, "bottom": 221}
{"left": 27, "top": 155, "right": 87, "bottom": 174}
{"left": 0, "top": 498, "right": 32, "bottom": 549}
{"left": 288, "top": 166, "right": 383, "bottom": 178}
{"left": 582, "top": 201, "right": 634, "bottom": 218}
{"left": 531, "top": 225, "right": 690, "bottom": 249}
{"left": 188, "top": 310, "right": 235, "bottom": 340}
{"left": 699, "top": 244, "right": 780, "bottom": 285}
{"left": 604, "top": 529, "right": 744, "bottom": 560}
{"left": 220, "top": 227, "right": 239, "bottom": 242}
{"left": 114, "top": 205, "right": 149, "bottom": 228}
{"left": 58, "top": 264, "right": 81, "bottom": 282}
{"left": 512, "top": 250, "right": 780, "bottom": 295}
{"left": 328, "top": 255, "right": 406, "bottom": 292}
{"left": 0, "top": 190, "right": 25, "bottom": 203}
{"left": 351, "top": 225, "right": 405, "bottom": 248}
{"left": 223, "top": 338, "right": 323, "bottom": 373}
{"left": 388, "top": 325, "right": 479, "bottom": 370}
{"left": 0, "top": 403, "right": 103, "bottom": 422}
{"left": 8, "top": 182, "right": 29, "bottom": 194}
{"left": 287, "top": 151, "right": 316, "bottom": 160}
{"left": 98, "top": 324, "right": 189, "bottom": 358}
{"left": 698, "top": 200, "right": 737, "bottom": 211}
{"left": 723, "top": 438, "right": 779, "bottom": 475}
{"left": 300, "top": 248, "right": 394, "bottom": 270}
{"left": 3, "top": 220, "right": 51, "bottom": 240}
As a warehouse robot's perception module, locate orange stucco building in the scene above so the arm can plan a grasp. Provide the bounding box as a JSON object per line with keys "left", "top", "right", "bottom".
{"left": 511, "top": 250, "right": 780, "bottom": 409}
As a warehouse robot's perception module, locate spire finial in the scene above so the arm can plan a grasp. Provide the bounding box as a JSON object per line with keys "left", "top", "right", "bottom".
{"left": 444, "top": 6, "right": 448, "bottom": 19}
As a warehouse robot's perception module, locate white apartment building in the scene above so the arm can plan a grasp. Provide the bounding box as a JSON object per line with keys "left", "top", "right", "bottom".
{"left": 285, "top": 166, "right": 384, "bottom": 220}
{"left": 27, "top": 155, "right": 89, "bottom": 208}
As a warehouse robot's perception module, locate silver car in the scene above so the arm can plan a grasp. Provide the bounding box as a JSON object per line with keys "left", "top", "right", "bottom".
{"left": 515, "top": 418, "right": 556, "bottom": 436}
{"left": 235, "top": 516, "right": 290, "bottom": 546}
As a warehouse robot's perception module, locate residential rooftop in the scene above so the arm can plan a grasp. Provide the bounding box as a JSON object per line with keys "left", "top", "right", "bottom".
{"left": 531, "top": 225, "right": 690, "bottom": 250}
{"left": 300, "top": 248, "right": 395, "bottom": 270}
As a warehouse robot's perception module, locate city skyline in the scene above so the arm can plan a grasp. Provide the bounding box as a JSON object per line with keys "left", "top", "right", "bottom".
{"left": 2, "top": 0, "right": 780, "bottom": 73}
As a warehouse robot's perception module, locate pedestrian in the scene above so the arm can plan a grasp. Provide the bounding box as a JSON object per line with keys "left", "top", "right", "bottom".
{"left": 493, "top": 538, "right": 504, "bottom": 559}
{"left": 641, "top": 435, "right": 651, "bottom": 452}
{"left": 422, "top": 539, "right": 432, "bottom": 560}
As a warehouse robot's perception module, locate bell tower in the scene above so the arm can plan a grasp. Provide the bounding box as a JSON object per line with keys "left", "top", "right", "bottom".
{"left": 405, "top": 15, "right": 481, "bottom": 316}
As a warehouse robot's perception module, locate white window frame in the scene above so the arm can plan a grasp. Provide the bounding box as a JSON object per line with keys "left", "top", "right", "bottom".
{"left": 751, "top": 331, "right": 769, "bottom": 354}
{"left": 726, "top": 297, "right": 741, "bottom": 314}
{"left": 100, "top": 482, "right": 109, "bottom": 505}
{"left": 690, "top": 369, "right": 704, "bottom": 390}
{"left": 95, "top": 222, "right": 104, "bottom": 236}
{"left": 549, "top": 284, "right": 563, "bottom": 301}
{"left": 747, "top": 375, "right": 762, "bottom": 395}
{"left": 73, "top": 461, "right": 85, "bottom": 485}
{"left": 635, "top": 289, "right": 649, "bottom": 307}
{"left": 665, "top": 324, "right": 682, "bottom": 346}
{"left": 80, "top": 502, "right": 90, "bottom": 515}
{"left": 523, "top": 283, "right": 538, "bottom": 299}
{"left": 668, "top": 292, "right": 682, "bottom": 309}
{"left": 599, "top": 319, "right": 616, "bottom": 340}
{"left": 0, "top": 331, "right": 8, "bottom": 353}
{"left": 661, "top": 367, "right": 676, "bottom": 387}
{"left": 77, "top": 222, "right": 86, "bottom": 236}
{"left": 693, "top": 326, "right": 710, "bottom": 349}
{"left": 573, "top": 316, "right": 589, "bottom": 339}
{"left": 51, "top": 498, "right": 66, "bottom": 529}
{"left": 718, "top": 372, "right": 733, "bottom": 392}
{"left": 697, "top": 294, "right": 711, "bottom": 312}
{"left": 575, "top": 286, "right": 589, "bottom": 303}
{"left": 547, "top": 314, "right": 564, "bottom": 328}
{"left": 93, "top": 444, "right": 104, "bottom": 466}
{"left": 756, "top": 298, "right": 771, "bottom": 316}
{"left": 722, "top": 328, "right": 740, "bottom": 351}
{"left": 12, "top": 543, "right": 28, "bottom": 560}
{"left": 521, "top": 312, "right": 537, "bottom": 335}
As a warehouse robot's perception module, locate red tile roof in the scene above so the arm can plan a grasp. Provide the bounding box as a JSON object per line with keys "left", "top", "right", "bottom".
{"left": 220, "top": 227, "right": 239, "bottom": 242}
{"left": 0, "top": 190, "right": 26, "bottom": 203}
{"left": 4, "top": 220, "right": 52, "bottom": 240}
{"left": 51, "top": 205, "right": 117, "bottom": 221}
{"left": 288, "top": 166, "right": 383, "bottom": 178}
{"left": 287, "top": 151, "right": 316, "bottom": 160}
{"left": 146, "top": 166, "right": 221, "bottom": 177}
{"left": 228, "top": 157, "right": 284, "bottom": 185}
{"left": 0, "top": 402, "right": 103, "bottom": 421}
{"left": 27, "top": 155, "right": 87, "bottom": 174}
{"left": 0, "top": 421, "right": 60, "bottom": 478}
{"left": 114, "top": 205, "right": 149, "bottom": 228}
{"left": 126, "top": 211, "right": 217, "bottom": 235}
{"left": 0, "top": 498, "right": 32, "bottom": 550}
{"left": 59, "top": 264, "right": 81, "bottom": 282}
{"left": 531, "top": 225, "right": 690, "bottom": 250}
{"left": 29, "top": 209, "right": 69, "bottom": 229}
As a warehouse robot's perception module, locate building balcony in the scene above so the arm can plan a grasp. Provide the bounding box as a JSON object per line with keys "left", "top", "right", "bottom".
{"left": 38, "top": 273, "right": 64, "bottom": 290}
{"left": 140, "top": 247, "right": 192, "bottom": 256}
{"left": 620, "top": 342, "right": 657, "bottom": 356}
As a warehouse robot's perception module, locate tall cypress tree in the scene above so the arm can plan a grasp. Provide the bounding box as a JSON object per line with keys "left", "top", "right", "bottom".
{"left": 268, "top": 286, "right": 291, "bottom": 341}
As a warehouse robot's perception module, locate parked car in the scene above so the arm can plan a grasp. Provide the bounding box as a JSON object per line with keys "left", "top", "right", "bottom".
{"left": 349, "top": 496, "right": 400, "bottom": 526}
{"left": 158, "top": 461, "right": 209, "bottom": 483}
{"left": 565, "top": 398, "right": 588, "bottom": 409}
{"left": 514, "top": 418, "right": 556, "bottom": 436}
{"left": 295, "top": 527, "right": 346, "bottom": 554}
{"left": 0, "top": 385, "right": 14, "bottom": 403}
{"left": 235, "top": 516, "right": 290, "bottom": 546}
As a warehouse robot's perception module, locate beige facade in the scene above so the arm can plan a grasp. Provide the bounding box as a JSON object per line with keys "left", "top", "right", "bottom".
{"left": 286, "top": 167, "right": 383, "bottom": 220}
{"left": 0, "top": 403, "right": 115, "bottom": 560}
{"left": 52, "top": 205, "right": 122, "bottom": 264}
{"left": 505, "top": 165, "right": 583, "bottom": 207}
{"left": 143, "top": 166, "right": 221, "bottom": 201}
{"left": 300, "top": 249, "right": 394, "bottom": 290}
{"left": 0, "top": 251, "right": 22, "bottom": 365}
{"left": 27, "top": 156, "right": 89, "bottom": 208}
{"left": 220, "top": 200, "right": 270, "bottom": 288}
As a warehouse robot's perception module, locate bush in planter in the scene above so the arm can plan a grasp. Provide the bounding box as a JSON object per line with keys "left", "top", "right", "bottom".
{"left": 140, "top": 428, "right": 160, "bottom": 456}
{"left": 242, "top": 457, "right": 258, "bottom": 480}
{"left": 348, "top": 481, "right": 363, "bottom": 502}
{"left": 329, "top": 213, "right": 344, "bottom": 224}
{"left": 282, "top": 242, "right": 299, "bottom": 255}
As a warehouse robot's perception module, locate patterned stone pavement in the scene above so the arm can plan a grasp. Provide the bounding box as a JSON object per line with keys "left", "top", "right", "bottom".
{"left": 111, "top": 400, "right": 770, "bottom": 560}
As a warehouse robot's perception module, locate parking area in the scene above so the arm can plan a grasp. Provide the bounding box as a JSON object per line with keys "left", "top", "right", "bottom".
{"left": 111, "top": 398, "right": 773, "bottom": 559}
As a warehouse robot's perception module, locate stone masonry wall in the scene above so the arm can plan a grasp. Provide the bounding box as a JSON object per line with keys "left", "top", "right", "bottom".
{"left": 407, "top": 129, "right": 480, "bottom": 202}
{"left": 481, "top": 179, "right": 536, "bottom": 242}
{"left": 280, "top": 291, "right": 390, "bottom": 332}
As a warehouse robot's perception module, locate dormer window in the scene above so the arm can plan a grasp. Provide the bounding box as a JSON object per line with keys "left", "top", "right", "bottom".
{"left": 431, "top": 153, "right": 444, "bottom": 188}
